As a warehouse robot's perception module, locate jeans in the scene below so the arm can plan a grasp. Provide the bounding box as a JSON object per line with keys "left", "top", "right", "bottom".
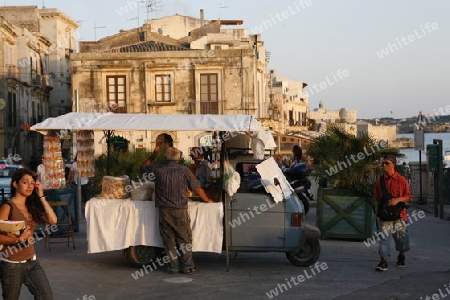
{"left": 158, "top": 208, "right": 194, "bottom": 273}
{"left": 378, "top": 218, "right": 410, "bottom": 257}
{"left": 0, "top": 260, "right": 53, "bottom": 300}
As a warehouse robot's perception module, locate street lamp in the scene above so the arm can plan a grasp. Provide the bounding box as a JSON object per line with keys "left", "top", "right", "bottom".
{"left": 94, "top": 23, "right": 106, "bottom": 41}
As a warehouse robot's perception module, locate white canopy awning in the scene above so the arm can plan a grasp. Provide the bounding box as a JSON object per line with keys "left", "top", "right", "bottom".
{"left": 30, "top": 113, "right": 276, "bottom": 154}
{"left": 31, "top": 112, "right": 265, "bottom": 132}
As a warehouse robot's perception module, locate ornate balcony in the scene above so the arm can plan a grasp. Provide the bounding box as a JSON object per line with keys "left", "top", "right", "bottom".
{"left": 5, "top": 64, "right": 20, "bottom": 80}
{"left": 188, "top": 100, "right": 225, "bottom": 114}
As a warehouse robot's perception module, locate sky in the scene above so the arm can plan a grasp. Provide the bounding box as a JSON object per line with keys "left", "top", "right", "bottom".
{"left": 6, "top": 0, "right": 450, "bottom": 119}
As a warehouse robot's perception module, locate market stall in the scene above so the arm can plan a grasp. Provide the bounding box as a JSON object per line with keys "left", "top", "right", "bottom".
{"left": 31, "top": 113, "right": 277, "bottom": 267}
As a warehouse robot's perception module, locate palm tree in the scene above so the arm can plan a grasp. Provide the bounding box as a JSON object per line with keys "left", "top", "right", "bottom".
{"left": 307, "top": 125, "right": 403, "bottom": 196}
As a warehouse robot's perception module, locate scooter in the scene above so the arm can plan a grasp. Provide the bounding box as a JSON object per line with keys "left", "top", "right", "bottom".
{"left": 288, "top": 177, "right": 313, "bottom": 215}
{"left": 283, "top": 162, "right": 313, "bottom": 215}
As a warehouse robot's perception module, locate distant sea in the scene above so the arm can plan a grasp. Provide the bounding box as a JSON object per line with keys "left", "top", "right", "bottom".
{"left": 397, "top": 132, "right": 450, "bottom": 163}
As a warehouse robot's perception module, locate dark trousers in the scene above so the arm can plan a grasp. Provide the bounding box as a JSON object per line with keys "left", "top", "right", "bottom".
{"left": 73, "top": 183, "right": 91, "bottom": 203}
{"left": 81, "top": 184, "right": 91, "bottom": 203}
{"left": 158, "top": 208, "right": 194, "bottom": 273}
{"left": 0, "top": 260, "right": 53, "bottom": 300}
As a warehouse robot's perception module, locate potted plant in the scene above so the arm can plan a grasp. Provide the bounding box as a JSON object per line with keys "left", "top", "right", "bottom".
{"left": 306, "top": 125, "right": 402, "bottom": 240}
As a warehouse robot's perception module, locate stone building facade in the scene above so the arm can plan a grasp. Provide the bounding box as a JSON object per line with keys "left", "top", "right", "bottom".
{"left": 71, "top": 13, "right": 270, "bottom": 153}
{"left": 0, "top": 6, "right": 77, "bottom": 162}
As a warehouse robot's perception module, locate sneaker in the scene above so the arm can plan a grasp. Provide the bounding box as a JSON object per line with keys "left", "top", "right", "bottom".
{"left": 396, "top": 254, "right": 405, "bottom": 267}
{"left": 376, "top": 260, "right": 388, "bottom": 271}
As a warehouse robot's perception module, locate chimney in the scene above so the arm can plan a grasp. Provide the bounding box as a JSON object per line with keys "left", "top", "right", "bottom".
{"left": 200, "top": 9, "right": 204, "bottom": 26}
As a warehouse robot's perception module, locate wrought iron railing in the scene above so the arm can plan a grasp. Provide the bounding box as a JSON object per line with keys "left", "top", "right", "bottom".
{"left": 110, "top": 106, "right": 127, "bottom": 114}
{"left": 6, "top": 64, "right": 20, "bottom": 80}
{"left": 188, "top": 100, "right": 225, "bottom": 114}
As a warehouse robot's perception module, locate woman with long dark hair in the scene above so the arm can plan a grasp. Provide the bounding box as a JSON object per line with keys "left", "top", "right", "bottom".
{"left": 290, "top": 145, "right": 303, "bottom": 166}
{"left": 0, "top": 168, "right": 57, "bottom": 300}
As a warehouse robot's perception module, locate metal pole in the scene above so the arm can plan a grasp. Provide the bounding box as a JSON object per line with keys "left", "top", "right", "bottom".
{"left": 77, "top": 176, "right": 82, "bottom": 224}
{"left": 431, "top": 139, "right": 445, "bottom": 219}
{"left": 434, "top": 170, "right": 438, "bottom": 217}
{"left": 415, "top": 114, "right": 425, "bottom": 205}
{"left": 419, "top": 150, "right": 424, "bottom": 204}
{"left": 220, "top": 134, "right": 230, "bottom": 272}
{"left": 74, "top": 130, "right": 82, "bottom": 226}
{"left": 437, "top": 139, "right": 444, "bottom": 219}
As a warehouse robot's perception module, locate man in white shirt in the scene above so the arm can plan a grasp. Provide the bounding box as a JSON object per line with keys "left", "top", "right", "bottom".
{"left": 68, "top": 157, "right": 91, "bottom": 204}
{"left": 36, "top": 156, "right": 46, "bottom": 188}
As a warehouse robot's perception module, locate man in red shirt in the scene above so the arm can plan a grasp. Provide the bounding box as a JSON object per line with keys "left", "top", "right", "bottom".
{"left": 373, "top": 155, "right": 411, "bottom": 271}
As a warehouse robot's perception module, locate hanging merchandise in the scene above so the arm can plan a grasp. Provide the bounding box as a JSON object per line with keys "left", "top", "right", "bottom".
{"left": 76, "top": 131, "right": 95, "bottom": 178}
{"left": 42, "top": 133, "right": 66, "bottom": 189}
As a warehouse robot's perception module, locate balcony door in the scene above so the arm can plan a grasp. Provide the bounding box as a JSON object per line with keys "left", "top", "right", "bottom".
{"left": 200, "top": 74, "right": 218, "bottom": 114}
{"left": 107, "top": 75, "right": 127, "bottom": 113}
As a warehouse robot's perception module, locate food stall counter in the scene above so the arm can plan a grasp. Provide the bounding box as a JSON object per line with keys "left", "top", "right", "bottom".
{"left": 85, "top": 198, "right": 223, "bottom": 254}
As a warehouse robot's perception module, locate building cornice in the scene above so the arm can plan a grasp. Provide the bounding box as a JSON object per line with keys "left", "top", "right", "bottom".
{"left": 38, "top": 34, "right": 52, "bottom": 47}
{"left": 39, "top": 9, "right": 78, "bottom": 29}
{"left": 0, "top": 19, "right": 18, "bottom": 43}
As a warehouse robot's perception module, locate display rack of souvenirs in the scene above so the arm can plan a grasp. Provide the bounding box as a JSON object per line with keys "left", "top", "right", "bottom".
{"left": 76, "top": 130, "right": 95, "bottom": 178}
{"left": 42, "top": 133, "right": 66, "bottom": 189}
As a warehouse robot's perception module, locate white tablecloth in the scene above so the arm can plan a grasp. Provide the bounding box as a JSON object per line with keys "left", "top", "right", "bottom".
{"left": 85, "top": 198, "right": 224, "bottom": 254}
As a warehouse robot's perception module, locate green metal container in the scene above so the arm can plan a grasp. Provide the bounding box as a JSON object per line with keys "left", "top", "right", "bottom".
{"left": 317, "top": 188, "right": 376, "bottom": 240}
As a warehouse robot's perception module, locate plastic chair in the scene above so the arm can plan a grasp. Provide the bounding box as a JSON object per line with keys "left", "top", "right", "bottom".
{"left": 45, "top": 201, "right": 76, "bottom": 250}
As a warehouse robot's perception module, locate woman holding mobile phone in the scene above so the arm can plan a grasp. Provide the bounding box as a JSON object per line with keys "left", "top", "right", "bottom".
{"left": 0, "top": 168, "right": 57, "bottom": 300}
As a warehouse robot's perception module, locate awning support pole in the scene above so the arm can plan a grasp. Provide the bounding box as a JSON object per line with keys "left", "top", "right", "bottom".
{"left": 219, "top": 132, "right": 230, "bottom": 272}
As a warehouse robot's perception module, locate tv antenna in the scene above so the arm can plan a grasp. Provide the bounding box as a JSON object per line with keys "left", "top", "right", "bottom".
{"left": 144, "top": 0, "right": 163, "bottom": 21}
{"left": 219, "top": 1, "right": 228, "bottom": 21}
{"left": 128, "top": 0, "right": 149, "bottom": 28}
{"left": 77, "top": 20, "right": 87, "bottom": 41}
{"left": 94, "top": 22, "right": 106, "bottom": 41}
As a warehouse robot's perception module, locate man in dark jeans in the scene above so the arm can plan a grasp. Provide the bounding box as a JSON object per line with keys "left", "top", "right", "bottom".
{"left": 150, "top": 147, "right": 213, "bottom": 274}
{"left": 373, "top": 155, "right": 411, "bottom": 272}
